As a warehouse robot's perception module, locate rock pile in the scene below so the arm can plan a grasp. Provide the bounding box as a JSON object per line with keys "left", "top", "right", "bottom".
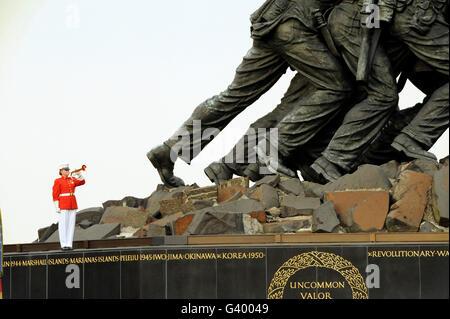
{"left": 37, "top": 157, "right": 449, "bottom": 242}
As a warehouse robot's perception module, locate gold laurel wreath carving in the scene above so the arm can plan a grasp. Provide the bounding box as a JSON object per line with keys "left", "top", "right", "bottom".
{"left": 267, "top": 251, "right": 368, "bottom": 299}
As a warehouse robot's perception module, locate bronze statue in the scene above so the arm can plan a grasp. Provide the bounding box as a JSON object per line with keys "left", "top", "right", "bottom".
{"left": 310, "top": 0, "right": 448, "bottom": 181}
{"left": 147, "top": 0, "right": 354, "bottom": 187}
{"left": 148, "top": 0, "right": 449, "bottom": 187}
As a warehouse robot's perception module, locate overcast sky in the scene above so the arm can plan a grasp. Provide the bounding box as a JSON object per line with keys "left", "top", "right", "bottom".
{"left": 0, "top": 0, "right": 448, "bottom": 245}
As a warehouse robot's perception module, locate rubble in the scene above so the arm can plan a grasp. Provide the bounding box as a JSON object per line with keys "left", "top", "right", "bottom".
{"left": 218, "top": 177, "right": 247, "bottom": 202}
{"left": 263, "top": 216, "right": 312, "bottom": 234}
{"left": 45, "top": 223, "right": 121, "bottom": 242}
{"left": 432, "top": 166, "right": 449, "bottom": 227}
{"left": 100, "top": 206, "right": 152, "bottom": 228}
{"left": 386, "top": 170, "right": 432, "bottom": 232}
{"left": 280, "top": 195, "right": 321, "bottom": 217}
{"left": 325, "top": 190, "right": 390, "bottom": 232}
{"left": 76, "top": 207, "right": 104, "bottom": 225}
{"left": 278, "top": 178, "right": 305, "bottom": 196}
{"left": 312, "top": 201, "right": 340, "bottom": 233}
{"left": 36, "top": 156, "right": 449, "bottom": 243}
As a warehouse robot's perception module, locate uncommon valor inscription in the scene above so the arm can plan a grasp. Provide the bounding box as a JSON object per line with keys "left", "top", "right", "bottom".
{"left": 267, "top": 251, "right": 368, "bottom": 299}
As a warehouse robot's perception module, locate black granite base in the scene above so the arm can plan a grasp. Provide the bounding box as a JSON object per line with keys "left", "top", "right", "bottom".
{"left": 2, "top": 243, "right": 448, "bottom": 299}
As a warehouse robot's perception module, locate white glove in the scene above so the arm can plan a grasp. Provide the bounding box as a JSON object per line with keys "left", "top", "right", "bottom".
{"left": 73, "top": 171, "right": 84, "bottom": 181}
{"left": 54, "top": 201, "right": 61, "bottom": 214}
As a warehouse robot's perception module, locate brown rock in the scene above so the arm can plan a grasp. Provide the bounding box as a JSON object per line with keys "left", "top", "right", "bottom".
{"left": 249, "top": 211, "right": 267, "bottom": 223}
{"left": 159, "top": 194, "right": 185, "bottom": 217}
{"left": 173, "top": 213, "right": 197, "bottom": 236}
{"left": 325, "top": 190, "right": 389, "bottom": 232}
{"left": 153, "top": 212, "right": 184, "bottom": 227}
{"left": 386, "top": 170, "right": 432, "bottom": 232}
{"left": 184, "top": 185, "right": 218, "bottom": 201}
{"left": 218, "top": 177, "right": 249, "bottom": 202}
{"left": 145, "top": 186, "right": 189, "bottom": 218}
{"left": 100, "top": 206, "right": 150, "bottom": 228}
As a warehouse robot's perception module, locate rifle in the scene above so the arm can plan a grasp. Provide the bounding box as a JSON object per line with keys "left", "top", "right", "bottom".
{"left": 356, "top": 0, "right": 382, "bottom": 83}
{"left": 313, "top": 9, "right": 340, "bottom": 58}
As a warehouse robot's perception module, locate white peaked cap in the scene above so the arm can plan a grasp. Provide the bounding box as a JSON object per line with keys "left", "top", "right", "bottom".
{"left": 58, "top": 164, "right": 70, "bottom": 170}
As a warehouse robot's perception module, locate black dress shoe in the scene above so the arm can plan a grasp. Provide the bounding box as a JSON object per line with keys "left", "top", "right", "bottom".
{"left": 311, "top": 156, "right": 342, "bottom": 183}
{"left": 147, "top": 144, "right": 186, "bottom": 188}
{"left": 204, "top": 162, "right": 233, "bottom": 185}
{"left": 391, "top": 133, "right": 437, "bottom": 162}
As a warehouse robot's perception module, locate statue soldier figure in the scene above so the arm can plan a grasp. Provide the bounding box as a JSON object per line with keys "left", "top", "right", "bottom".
{"left": 309, "top": 0, "right": 449, "bottom": 181}
{"left": 147, "top": 0, "right": 354, "bottom": 187}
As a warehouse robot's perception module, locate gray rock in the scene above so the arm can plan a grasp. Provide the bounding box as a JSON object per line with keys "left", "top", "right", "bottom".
{"left": 184, "top": 210, "right": 245, "bottom": 235}
{"left": 439, "top": 156, "right": 449, "bottom": 169}
{"left": 252, "top": 174, "right": 281, "bottom": 189}
{"left": 312, "top": 201, "right": 340, "bottom": 233}
{"left": 434, "top": 166, "right": 449, "bottom": 227}
{"left": 302, "top": 181, "right": 325, "bottom": 199}
{"left": 420, "top": 221, "right": 444, "bottom": 233}
{"left": 243, "top": 214, "right": 264, "bottom": 235}
{"left": 38, "top": 223, "right": 58, "bottom": 243}
{"left": 102, "top": 196, "right": 148, "bottom": 210}
{"left": 78, "top": 219, "right": 94, "bottom": 230}
{"left": 189, "top": 199, "right": 215, "bottom": 209}
{"left": 214, "top": 199, "right": 264, "bottom": 214}
{"left": 280, "top": 195, "right": 321, "bottom": 217}
{"left": 152, "top": 236, "right": 188, "bottom": 246}
{"left": 402, "top": 159, "right": 439, "bottom": 177}
{"left": 102, "top": 200, "right": 123, "bottom": 210}
{"left": 45, "top": 223, "right": 121, "bottom": 242}
{"left": 324, "top": 164, "right": 392, "bottom": 192}
{"left": 379, "top": 160, "right": 400, "bottom": 180}
{"left": 76, "top": 207, "right": 104, "bottom": 225}
{"left": 278, "top": 178, "right": 305, "bottom": 196}
{"left": 249, "top": 184, "right": 279, "bottom": 209}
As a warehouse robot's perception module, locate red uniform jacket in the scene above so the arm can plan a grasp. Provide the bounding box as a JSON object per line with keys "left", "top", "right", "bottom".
{"left": 52, "top": 177, "right": 85, "bottom": 210}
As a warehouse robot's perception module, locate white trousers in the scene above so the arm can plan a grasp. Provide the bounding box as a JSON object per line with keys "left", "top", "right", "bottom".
{"left": 58, "top": 210, "right": 77, "bottom": 248}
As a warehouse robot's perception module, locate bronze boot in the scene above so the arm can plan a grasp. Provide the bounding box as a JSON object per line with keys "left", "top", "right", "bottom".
{"left": 204, "top": 162, "right": 233, "bottom": 186}
{"left": 147, "top": 144, "right": 185, "bottom": 188}
{"left": 391, "top": 133, "right": 437, "bottom": 162}
{"left": 311, "top": 156, "right": 342, "bottom": 183}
